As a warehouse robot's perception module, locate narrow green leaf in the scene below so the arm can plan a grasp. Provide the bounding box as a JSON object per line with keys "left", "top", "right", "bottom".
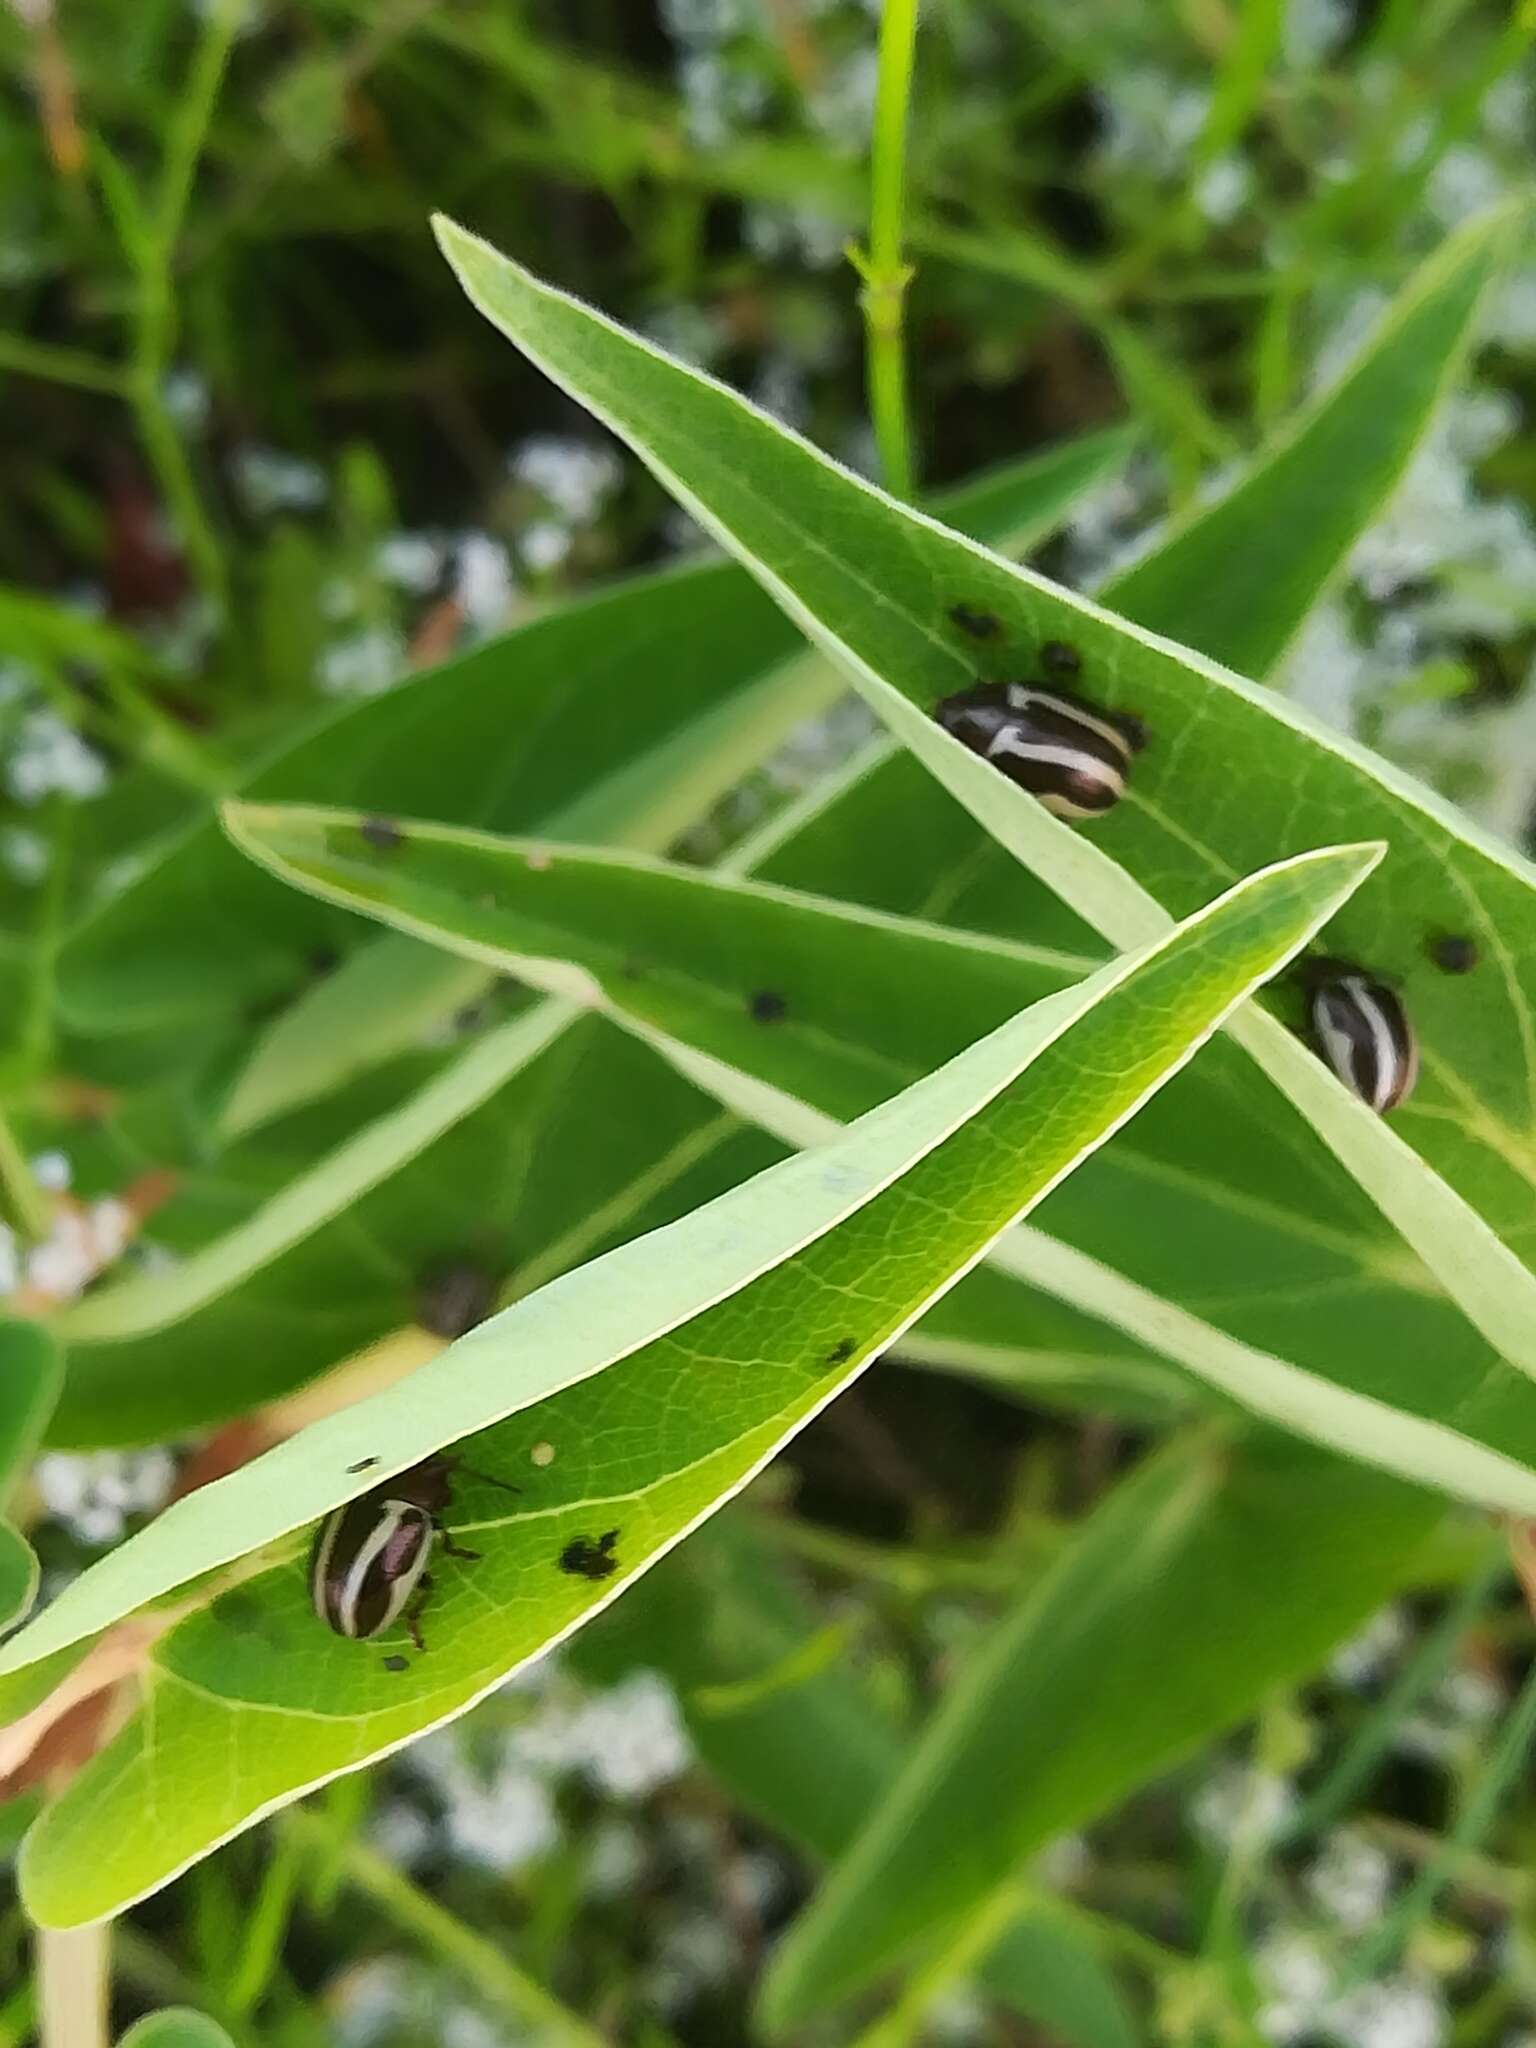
{"left": 218, "top": 811, "right": 1536, "bottom": 1517}
{"left": 58, "top": 431, "right": 1128, "bottom": 1063}
{"left": 579, "top": 1515, "right": 1144, "bottom": 2048}
{"left": 49, "top": 1019, "right": 764, "bottom": 1448}
{"left": 430, "top": 207, "right": 1536, "bottom": 1387}
{"left": 1106, "top": 204, "right": 1512, "bottom": 671}
{"left": 59, "top": 1004, "right": 578, "bottom": 1347}
{"left": 10, "top": 841, "right": 1372, "bottom": 1921}
{"left": 756, "top": 1431, "right": 1440, "bottom": 2032}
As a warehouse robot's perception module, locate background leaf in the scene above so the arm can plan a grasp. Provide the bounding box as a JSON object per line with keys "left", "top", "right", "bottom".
{"left": 756, "top": 1429, "right": 1443, "bottom": 2031}
{"left": 55, "top": 433, "right": 1127, "bottom": 1071}
{"left": 116, "top": 2011, "right": 235, "bottom": 2048}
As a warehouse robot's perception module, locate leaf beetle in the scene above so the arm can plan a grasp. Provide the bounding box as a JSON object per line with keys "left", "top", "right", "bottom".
{"left": 1304, "top": 961, "right": 1419, "bottom": 1115}
{"left": 933, "top": 679, "right": 1142, "bottom": 819}
{"left": 311, "top": 1452, "right": 519, "bottom": 1652}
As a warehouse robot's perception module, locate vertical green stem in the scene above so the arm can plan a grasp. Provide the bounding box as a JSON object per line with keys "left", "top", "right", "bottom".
{"left": 1335, "top": 1646, "right": 1536, "bottom": 1992}
{"left": 128, "top": 0, "right": 244, "bottom": 616}
{"left": 848, "top": 1879, "right": 1025, "bottom": 2048}
{"left": 280, "top": 1809, "right": 609, "bottom": 2048}
{"left": 854, "top": 0, "right": 922, "bottom": 501}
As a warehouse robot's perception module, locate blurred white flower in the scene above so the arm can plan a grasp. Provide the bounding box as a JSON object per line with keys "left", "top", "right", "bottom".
{"left": 445, "top": 1765, "right": 559, "bottom": 1873}
{"left": 320, "top": 627, "right": 404, "bottom": 697}
{"left": 511, "top": 435, "right": 622, "bottom": 524}
{"left": 584, "top": 1817, "right": 647, "bottom": 1898}
{"left": 648, "top": 1910, "right": 739, "bottom": 2012}
{"left": 1329, "top": 1605, "right": 1409, "bottom": 1687}
{"left": 26, "top": 1199, "right": 131, "bottom": 1302}
{"left": 454, "top": 532, "right": 515, "bottom": 631}
{"left": 0, "top": 1225, "right": 17, "bottom": 1297}
{"left": 520, "top": 519, "right": 573, "bottom": 575}
{"left": 1195, "top": 156, "right": 1252, "bottom": 225}
{"left": 1487, "top": 269, "right": 1536, "bottom": 351}
{"left": 1255, "top": 1930, "right": 1333, "bottom": 2042}
{"left": 35, "top": 1448, "right": 176, "bottom": 1546}
{"left": 6, "top": 711, "right": 108, "bottom": 804}
{"left": 1425, "top": 146, "right": 1504, "bottom": 229}
{"left": 1096, "top": 68, "right": 1209, "bottom": 179}
{"left": 517, "top": 1670, "right": 692, "bottom": 1799}
{"left": 376, "top": 533, "right": 444, "bottom": 594}
{"left": 1282, "top": 0, "right": 1351, "bottom": 65}
{"left": 162, "top": 367, "right": 210, "bottom": 431}
{"left": 0, "top": 826, "right": 48, "bottom": 883}
{"left": 1193, "top": 1762, "right": 1296, "bottom": 1849}
{"left": 809, "top": 47, "right": 880, "bottom": 147}
{"left": 1332, "top": 1976, "right": 1446, "bottom": 2048}
{"left": 1306, "top": 1830, "right": 1393, "bottom": 1931}
{"left": 232, "top": 446, "right": 327, "bottom": 517}
{"left": 30, "top": 1151, "right": 70, "bottom": 1192}
{"left": 1398, "top": 1663, "right": 1505, "bottom": 1760}
{"left": 368, "top": 1800, "right": 434, "bottom": 1869}
{"left": 745, "top": 203, "right": 849, "bottom": 270}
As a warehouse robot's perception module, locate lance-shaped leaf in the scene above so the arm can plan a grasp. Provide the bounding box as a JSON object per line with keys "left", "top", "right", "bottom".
{"left": 56, "top": 432, "right": 1126, "bottom": 1065}
{"left": 218, "top": 810, "right": 1536, "bottom": 1515}
{"left": 50, "top": 1013, "right": 776, "bottom": 1448}
{"left": 755, "top": 1429, "right": 1443, "bottom": 2033}
{"left": 430, "top": 207, "right": 1536, "bottom": 1389}
{"left": 577, "top": 1513, "right": 1144, "bottom": 2048}
{"left": 9, "top": 842, "right": 1372, "bottom": 1923}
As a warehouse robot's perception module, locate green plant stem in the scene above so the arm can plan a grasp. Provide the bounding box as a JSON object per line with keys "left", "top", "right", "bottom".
{"left": 0, "top": 1107, "right": 50, "bottom": 1244}
{"left": 1335, "top": 1647, "right": 1536, "bottom": 1992}
{"left": 1283, "top": 1556, "right": 1505, "bottom": 1846}
{"left": 853, "top": 0, "right": 921, "bottom": 501}
{"left": 223, "top": 1828, "right": 304, "bottom": 2017}
{"left": 281, "top": 1808, "right": 608, "bottom": 2048}
{"left": 0, "top": 337, "right": 128, "bottom": 397}
{"left": 124, "top": 0, "right": 244, "bottom": 617}
{"left": 848, "top": 1878, "right": 1026, "bottom": 2048}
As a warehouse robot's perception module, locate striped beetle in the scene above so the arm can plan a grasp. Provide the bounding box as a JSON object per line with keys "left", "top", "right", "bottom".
{"left": 1306, "top": 963, "right": 1419, "bottom": 1115}
{"left": 311, "top": 1453, "right": 518, "bottom": 1651}
{"left": 934, "top": 679, "right": 1143, "bottom": 820}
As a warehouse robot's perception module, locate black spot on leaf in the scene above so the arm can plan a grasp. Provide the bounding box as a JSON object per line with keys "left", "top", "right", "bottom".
{"left": 559, "top": 1529, "right": 620, "bottom": 1580}
{"left": 749, "top": 990, "right": 788, "bottom": 1023}
{"left": 826, "top": 1337, "right": 858, "bottom": 1364}
{"left": 948, "top": 602, "right": 1002, "bottom": 641}
{"left": 360, "top": 815, "right": 404, "bottom": 852}
{"left": 346, "top": 1457, "right": 381, "bottom": 1475}
{"left": 1429, "top": 933, "right": 1478, "bottom": 974}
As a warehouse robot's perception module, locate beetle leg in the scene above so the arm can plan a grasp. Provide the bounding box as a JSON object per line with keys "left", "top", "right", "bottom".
{"left": 437, "top": 1525, "right": 482, "bottom": 1563}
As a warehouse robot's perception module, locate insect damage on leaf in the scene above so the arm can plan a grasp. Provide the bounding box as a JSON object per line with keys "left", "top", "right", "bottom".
{"left": 559, "top": 1530, "right": 620, "bottom": 1580}
{"left": 360, "top": 816, "right": 405, "bottom": 852}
